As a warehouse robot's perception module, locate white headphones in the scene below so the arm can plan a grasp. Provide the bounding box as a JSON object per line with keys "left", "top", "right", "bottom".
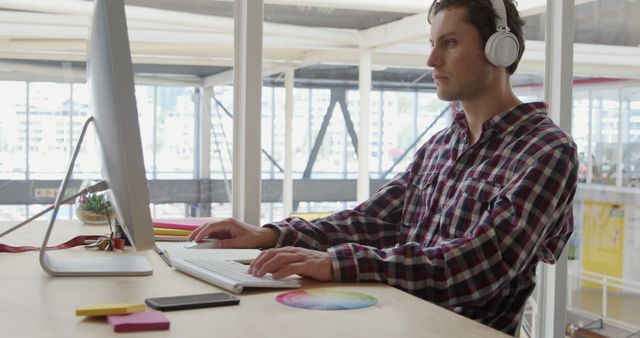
{"left": 484, "top": 0, "right": 519, "bottom": 67}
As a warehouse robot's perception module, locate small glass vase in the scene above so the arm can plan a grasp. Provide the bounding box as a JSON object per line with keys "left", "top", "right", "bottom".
{"left": 74, "top": 179, "right": 114, "bottom": 225}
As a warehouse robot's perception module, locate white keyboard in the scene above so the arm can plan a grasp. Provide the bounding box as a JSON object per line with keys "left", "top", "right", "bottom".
{"left": 172, "top": 258, "right": 301, "bottom": 294}
{"left": 186, "top": 259, "right": 279, "bottom": 285}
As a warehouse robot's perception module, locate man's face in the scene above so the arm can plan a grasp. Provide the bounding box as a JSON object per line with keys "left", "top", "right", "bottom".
{"left": 427, "top": 7, "right": 495, "bottom": 102}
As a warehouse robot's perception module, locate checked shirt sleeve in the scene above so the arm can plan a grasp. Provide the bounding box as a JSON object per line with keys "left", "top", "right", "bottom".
{"left": 263, "top": 170, "right": 410, "bottom": 252}
{"left": 328, "top": 143, "right": 578, "bottom": 308}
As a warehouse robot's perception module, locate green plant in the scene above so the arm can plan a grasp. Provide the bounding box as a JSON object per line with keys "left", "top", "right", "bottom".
{"left": 82, "top": 193, "right": 110, "bottom": 215}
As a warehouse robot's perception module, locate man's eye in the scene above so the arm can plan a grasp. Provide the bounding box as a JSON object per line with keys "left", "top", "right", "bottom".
{"left": 445, "top": 39, "right": 456, "bottom": 46}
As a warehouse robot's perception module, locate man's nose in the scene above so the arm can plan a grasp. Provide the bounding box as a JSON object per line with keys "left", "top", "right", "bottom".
{"left": 427, "top": 49, "right": 440, "bottom": 68}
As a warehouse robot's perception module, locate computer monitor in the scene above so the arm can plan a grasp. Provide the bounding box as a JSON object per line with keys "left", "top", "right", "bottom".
{"left": 88, "top": 0, "right": 154, "bottom": 251}
{"left": 38, "top": 0, "right": 154, "bottom": 276}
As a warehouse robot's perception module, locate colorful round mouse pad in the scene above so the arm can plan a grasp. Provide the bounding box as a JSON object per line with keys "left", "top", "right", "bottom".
{"left": 275, "top": 289, "right": 377, "bottom": 310}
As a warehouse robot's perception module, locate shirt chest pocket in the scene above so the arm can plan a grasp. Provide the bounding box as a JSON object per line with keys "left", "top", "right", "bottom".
{"left": 442, "top": 178, "right": 503, "bottom": 238}
{"left": 402, "top": 171, "right": 439, "bottom": 228}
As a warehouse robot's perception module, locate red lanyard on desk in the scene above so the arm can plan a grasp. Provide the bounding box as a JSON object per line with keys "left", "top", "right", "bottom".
{"left": 0, "top": 235, "right": 103, "bottom": 253}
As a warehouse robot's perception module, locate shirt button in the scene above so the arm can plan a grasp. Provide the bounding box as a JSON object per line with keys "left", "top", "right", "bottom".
{"left": 436, "top": 207, "right": 443, "bottom": 213}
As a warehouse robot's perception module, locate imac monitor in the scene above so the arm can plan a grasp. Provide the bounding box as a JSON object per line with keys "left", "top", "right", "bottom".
{"left": 38, "top": 0, "right": 154, "bottom": 276}
{"left": 88, "top": 0, "right": 154, "bottom": 251}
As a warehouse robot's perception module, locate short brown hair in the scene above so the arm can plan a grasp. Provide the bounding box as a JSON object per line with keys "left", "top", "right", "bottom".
{"left": 428, "top": 0, "right": 525, "bottom": 75}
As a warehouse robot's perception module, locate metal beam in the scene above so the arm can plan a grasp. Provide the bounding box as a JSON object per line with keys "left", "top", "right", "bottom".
{"left": 302, "top": 92, "right": 338, "bottom": 179}
{"left": 382, "top": 105, "right": 450, "bottom": 178}
{"left": 358, "top": 12, "right": 429, "bottom": 49}
{"left": 211, "top": 0, "right": 428, "bottom": 13}
{"left": 0, "top": 0, "right": 357, "bottom": 43}
{"left": 2, "top": 0, "right": 634, "bottom": 89}
{"left": 211, "top": 93, "right": 284, "bottom": 173}
{"left": 2, "top": 0, "right": 597, "bottom": 17}
{"left": 0, "top": 179, "right": 389, "bottom": 205}
{"left": 0, "top": 179, "right": 628, "bottom": 215}
{"left": 302, "top": 88, "right": 359, "bottom": 180}
{"left": 338, "top": 91, "right": 359, "bottom": 155}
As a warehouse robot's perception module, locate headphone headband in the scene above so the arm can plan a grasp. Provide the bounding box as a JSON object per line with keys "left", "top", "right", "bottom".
{"left": 484, "top": 0, "right": 519, "bottom": 68}
{"left": 490, "top": 0, "right": 509, "bottom": 31}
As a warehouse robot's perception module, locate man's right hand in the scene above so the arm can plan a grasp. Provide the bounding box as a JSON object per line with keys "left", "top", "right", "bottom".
{"left": 187, "top": 218, "right": 280, "bottom": 249}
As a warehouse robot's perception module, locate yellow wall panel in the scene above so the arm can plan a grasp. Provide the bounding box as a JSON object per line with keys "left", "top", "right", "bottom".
{"left": 581, "top": 201, "right": 624, "bottom": 291}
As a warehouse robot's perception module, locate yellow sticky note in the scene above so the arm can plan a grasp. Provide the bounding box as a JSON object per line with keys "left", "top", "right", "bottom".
{"left": 75, "top": 303, "right": 146, "bottom": 317}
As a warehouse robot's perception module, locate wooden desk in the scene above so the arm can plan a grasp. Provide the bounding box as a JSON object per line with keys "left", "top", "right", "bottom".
{"left": 0, "top": 221, "right": 509, "bottom": 337}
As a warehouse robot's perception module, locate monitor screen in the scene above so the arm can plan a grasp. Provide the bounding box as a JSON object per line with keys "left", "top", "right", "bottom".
{"left": 88, "top": 0, "right": 154, "bottom": 251}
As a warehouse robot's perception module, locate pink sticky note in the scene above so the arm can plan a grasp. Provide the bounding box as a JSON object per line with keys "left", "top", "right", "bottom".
{"left": 107, "top": 311, "right": 170, "bottom": 332}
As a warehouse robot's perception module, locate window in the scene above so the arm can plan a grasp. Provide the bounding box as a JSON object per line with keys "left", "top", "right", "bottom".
{"left": 623, "top": 86, "right": 640, "bottom": 187}
{"left": 135, "top": 85, "right": 156, "bottom": 179}
{"left": 28, "top": 82, "right": 71, "bottom": 179}
{"left": 591, "top": 89, "right": 620, "bottom": 186}
{"left": 72, "top": 83, "right": 100, "bottom": 179}
{"left": 210, "top": 86, "right": 234, "bottom": 181}
{"left": 0, "top": 81, "right": 27, "bottom": 179}
{"left": 573, "top": 90, "right": 591, "bottom": 183}
{"left": 155, "top": 86, "right": 196, "bottom": 179}
{"left": 291, "top": 88, "right": 312, "bottom": 177}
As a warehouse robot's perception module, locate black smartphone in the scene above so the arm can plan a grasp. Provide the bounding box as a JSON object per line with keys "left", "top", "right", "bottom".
{"left": 145, "top": 292, "right": 240, "bottom": 311}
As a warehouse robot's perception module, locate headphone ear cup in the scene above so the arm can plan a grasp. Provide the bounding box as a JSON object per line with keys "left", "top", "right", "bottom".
{"left": 484, "top": 31, "right": 519, "bottom": 67}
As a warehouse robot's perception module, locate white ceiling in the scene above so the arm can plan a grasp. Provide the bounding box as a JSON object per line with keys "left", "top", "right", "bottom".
{"left": 0, "top": 0, "right": 639, "bottom": 84}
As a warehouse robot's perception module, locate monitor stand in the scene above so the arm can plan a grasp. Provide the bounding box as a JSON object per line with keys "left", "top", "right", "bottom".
{"left": 39, "top": 116, "right": 152, "bottom": 277}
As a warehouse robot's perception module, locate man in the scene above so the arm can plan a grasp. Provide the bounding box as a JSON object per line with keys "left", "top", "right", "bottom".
{"left": 189, "top": 0, "right": 578, "bottom": 334}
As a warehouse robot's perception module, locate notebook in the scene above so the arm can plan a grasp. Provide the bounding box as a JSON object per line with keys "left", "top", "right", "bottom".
{"left": 151, "top": 218, "right": 213, "bottom": 241}
{"left": 75, "top": 303, "right": 146, "bottom": 317}
{"left": 152, "top": 218, "right": 211, "bottom": 231}
{"left": 107, "top": 311, "right": 170, "bottom": 332}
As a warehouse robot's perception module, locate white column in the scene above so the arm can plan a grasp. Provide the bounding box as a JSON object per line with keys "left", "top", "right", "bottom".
{"left": 544, "top": 2, "right": 575, "bottom": 129}
{"left": 357, "top": 49, "right": 372, "bottom": 201}
{"left": 616, "top": 88, "right": 624, "bottom": 187}
{"left": 199, "top": 86, "right": 211, "bottom": 180}
{"left": 283, "top": 68, "right": 294, "bottom": 216}
{"left": 196, "top": 86, "right": 212, "bottom": 217}
{"left": 232, "top": 0, "right": 263, "bottom": 225}
{"left": 586, "top": 91, "right": 593, "bottom": 184}
{"left": 537, "top": 0, "right": 574, "bottom": 337}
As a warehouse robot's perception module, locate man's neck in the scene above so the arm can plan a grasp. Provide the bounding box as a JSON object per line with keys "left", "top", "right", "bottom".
{"left": 460, "top": 81, "right": 521, "bottom": 145}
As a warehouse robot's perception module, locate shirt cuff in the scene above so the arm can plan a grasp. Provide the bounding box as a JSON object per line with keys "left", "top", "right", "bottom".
{"left": 327, "top": 244, "right": 359, "bottom": 282}
{"left": 262, "top": 222, "right": 298, "bottom": 247}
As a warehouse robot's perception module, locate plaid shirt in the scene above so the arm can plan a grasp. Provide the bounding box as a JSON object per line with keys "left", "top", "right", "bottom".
{"left": 265, "top": 101, "right": 578, "bottom": 334}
